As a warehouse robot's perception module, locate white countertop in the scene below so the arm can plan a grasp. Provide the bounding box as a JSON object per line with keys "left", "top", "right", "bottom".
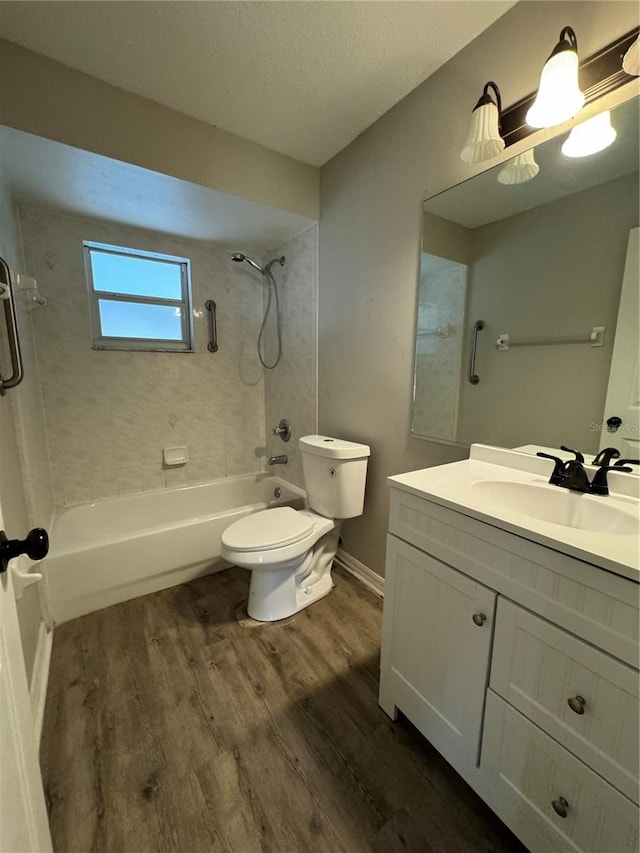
{"left": 388, "top": 445, "right": 640, "bottom": 582}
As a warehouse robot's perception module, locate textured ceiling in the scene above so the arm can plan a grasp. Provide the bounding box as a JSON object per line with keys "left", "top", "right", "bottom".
{"left": 0, "top": 1, "right": 516, "bottom": 166}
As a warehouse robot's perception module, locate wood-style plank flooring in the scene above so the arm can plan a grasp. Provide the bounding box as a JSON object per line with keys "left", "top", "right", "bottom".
{"left": 41, "top": 566, "right": 526, "bottom": 853}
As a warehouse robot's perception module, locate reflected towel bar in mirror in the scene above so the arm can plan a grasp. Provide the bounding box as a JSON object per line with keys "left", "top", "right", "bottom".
{"left": 417, "top": 324, "right": 451, "bottom": 339}
{"left": 496, "top": 326, "right": 605, "bottom": 351}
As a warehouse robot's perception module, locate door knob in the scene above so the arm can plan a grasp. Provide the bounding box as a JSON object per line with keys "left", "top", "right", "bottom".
{"left": 0, "top": 528, "right": 49, "bottom": 574}
{"left": 472, "top": 612, "right": 487, "bottom": 626}
{"left": 606, "top": 416, "right": 622, "bottom": 432}
{"left": 551, "top": 797, "right": 569, "bottom": 818}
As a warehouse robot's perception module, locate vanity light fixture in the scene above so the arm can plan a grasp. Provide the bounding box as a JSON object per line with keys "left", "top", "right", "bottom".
{"left": 460, "top": 81, "right": 505, "bottom": 164}
{"left": 622, "top": 35, "right": 639, "bottom": 76}
{"left": 526, "top": 27, "right": 585, "bottom": 128}
{"left": 497, "top": 149, "right": 540, "bottom": 185}
{"left": 561, "top": 110, "right": 617, "bottom": 158}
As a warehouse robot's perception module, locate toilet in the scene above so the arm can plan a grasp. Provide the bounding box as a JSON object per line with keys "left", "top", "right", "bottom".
{"left": 221, "top": 435, "right": 370, "bottom": 621}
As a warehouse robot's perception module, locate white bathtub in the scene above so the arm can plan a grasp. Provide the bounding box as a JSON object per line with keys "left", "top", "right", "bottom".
{"left": 44, "top": 474, "right": 305, "bottom": 624}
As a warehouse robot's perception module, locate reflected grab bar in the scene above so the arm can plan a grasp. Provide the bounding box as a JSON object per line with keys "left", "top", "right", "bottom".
{"left": 468, "top": 320, "right": 484, "bottom": 385}
{"left": 0, "top": 255, "right": 24, "bottom": 396}
{"left": 205, "top": 299, "right": 219, "bottom": 353}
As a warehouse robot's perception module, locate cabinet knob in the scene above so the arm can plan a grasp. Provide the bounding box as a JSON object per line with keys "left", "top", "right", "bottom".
{"left": 472, "top": 612, "right": 487, "bottom": 627}
{"left": 567, "top": 695, "right": 586, "bottom": 715}
{"left": 551, "top": 797, "right": 569, "bottom": 818}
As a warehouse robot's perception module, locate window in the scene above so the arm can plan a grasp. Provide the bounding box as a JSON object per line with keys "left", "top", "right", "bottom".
{"left": 84, "top": 242, "right": 193, "bottom": 351}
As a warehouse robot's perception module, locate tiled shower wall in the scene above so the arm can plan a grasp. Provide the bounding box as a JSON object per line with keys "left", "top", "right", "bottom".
{"left": 19, "top": 208, "right": 319, "bottom": 506}
{"left": 20, "top": 208, "right": 269, "bottom": 506}
{"left": 263, "top": 224, "right": 318, "bottom": 489}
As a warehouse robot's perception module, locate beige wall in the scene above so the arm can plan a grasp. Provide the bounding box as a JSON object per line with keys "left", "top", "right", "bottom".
{"left": 457, "top": 173, "right": 639, "bottom": 453}
{"left": 0, "top": 165, "right": 51, "bottom": 685}
{"left": 263, "top": 225, "right": 318, "bottom": 488}
{"left": 0, "top": 40, "right": 319, "bottom": 220}
{"left": 318, "top": 1, "right": 640, "bottom": 577}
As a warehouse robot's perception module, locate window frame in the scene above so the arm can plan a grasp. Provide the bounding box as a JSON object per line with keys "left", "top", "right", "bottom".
{"left": 84, "top": 241, "right": 194, "bottom": 352}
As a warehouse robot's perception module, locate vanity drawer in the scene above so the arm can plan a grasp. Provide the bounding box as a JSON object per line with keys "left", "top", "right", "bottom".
{"left": 482, "top": 691, "right": 639, "bottom": 853}
{"left": 491, "top": 598, "right": 639, "bottom": 803}
{"left": 389, "top": 487, "right": 639, "bottom": 667}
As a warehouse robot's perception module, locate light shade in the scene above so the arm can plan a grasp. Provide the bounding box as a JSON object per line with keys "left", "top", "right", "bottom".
{"left": 622, "top": 36, "right": 639, "bottom": 76}
{"left": 561, "top": 111, "right": 617, "bottom": 158}
{"left": 526, "top": 27, "right": 585, "bottom": 128}
{"left": 497, "top": 149, "right": 540, "bottom": 185}
{"left": 460, "top": 82, "right": 505, "bottom": 164}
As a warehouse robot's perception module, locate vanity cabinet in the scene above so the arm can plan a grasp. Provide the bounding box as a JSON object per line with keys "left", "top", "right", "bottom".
{"left": 380, "top": 484, "right": 640, "bottom": 853}
{"left": 380, "top": 536, "right": 495, "bottom": 779}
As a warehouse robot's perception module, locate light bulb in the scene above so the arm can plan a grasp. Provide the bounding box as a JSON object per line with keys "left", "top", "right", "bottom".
{"left": 622, "top": 36, "right": 639, "bottom": 76}
{"left": 460, "top": 101, "right": 505, "bottom": 163}
{"left": 497, "top": 149, "right": 540, "bottom": 185}
{"left": 561, "top": 111, "right": 617, "bottom": 158}
{"left": 526, "top": 27, "right": 585, "bottom": 129}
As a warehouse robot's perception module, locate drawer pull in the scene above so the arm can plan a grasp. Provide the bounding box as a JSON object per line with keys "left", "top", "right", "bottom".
{"left": 568, "top": 695, "right": 586, "bottom": 715}
{"left": 551, "top": 797, "right": 569, "bottom": 818}
{"left": 472, "top": 612, "right": 487, "bottom": 627}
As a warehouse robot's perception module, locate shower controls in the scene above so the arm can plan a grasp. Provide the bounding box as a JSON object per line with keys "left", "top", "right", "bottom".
{"left": 0, "top": 527, "right": 49, "bottom": 574}
{"left": 272, "top": 419, "right": 291, "bottom": 442}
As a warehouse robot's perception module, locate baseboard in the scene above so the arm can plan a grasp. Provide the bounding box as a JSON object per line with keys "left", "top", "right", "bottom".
{"left": 30, "top": 619, "right": 53, "bottom": 746}
{"left": 335, "top": 547, "right": 384, "bottom": 597}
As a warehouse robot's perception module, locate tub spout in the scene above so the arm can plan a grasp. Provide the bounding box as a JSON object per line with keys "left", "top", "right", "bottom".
{"left": 268, "top": 455, "right": 288, "bottom": 465}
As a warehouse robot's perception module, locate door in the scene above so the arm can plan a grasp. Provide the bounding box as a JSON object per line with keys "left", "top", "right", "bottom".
{"left": 0, "top": 513, "right": 52, "bottom": 851}
{"left": 380, "top": 535, "right": 496, "bottom": 779}
{"left": 601, "top": 227, "right": 639, "bottom": 457}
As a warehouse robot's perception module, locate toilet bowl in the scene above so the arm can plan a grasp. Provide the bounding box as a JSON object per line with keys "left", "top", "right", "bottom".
{"left": 221, "top": 435, "right": 370, "bottom": 621}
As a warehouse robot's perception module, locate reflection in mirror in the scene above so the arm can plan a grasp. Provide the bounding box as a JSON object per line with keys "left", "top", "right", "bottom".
{"left": 414, "top": 95, "right": 639, "bottom": 457}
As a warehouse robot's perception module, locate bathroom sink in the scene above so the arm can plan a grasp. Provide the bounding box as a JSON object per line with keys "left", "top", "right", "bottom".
{"left": 472, "top": 480, "right": 639, "bottom": 536}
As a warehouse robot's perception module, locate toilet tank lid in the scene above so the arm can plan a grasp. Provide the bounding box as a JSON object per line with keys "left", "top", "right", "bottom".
{"left": 299, "top": 435, "right": 370, "bottom": 459}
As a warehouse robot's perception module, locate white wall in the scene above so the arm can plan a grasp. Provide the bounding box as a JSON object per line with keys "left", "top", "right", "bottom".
{"left": 0, "top": 166, "right": 52, "bottom": 685}
{"left": 318, "top": 1, "right": 639, "bottom": 577}
{"left": 20, "top": 208, "right": 268, "bottom": 505}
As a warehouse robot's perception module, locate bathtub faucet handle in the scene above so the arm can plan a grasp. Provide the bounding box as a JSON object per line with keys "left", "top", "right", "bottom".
{"left": 272, "top": 419, "right": 291, "bottom": 442}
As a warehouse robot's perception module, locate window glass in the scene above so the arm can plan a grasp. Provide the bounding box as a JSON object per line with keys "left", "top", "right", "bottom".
{"left": 84, "top": 242, "right": 193, "bottom": 352}
{"left": 98, "top": 300, "right": 183, "bottom": 341}
{"left": 90, "top": 250, "right": 182, "bottom": 300}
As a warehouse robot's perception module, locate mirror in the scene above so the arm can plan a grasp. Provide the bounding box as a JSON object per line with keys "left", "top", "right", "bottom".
{"left": 414, "top": 95, "right": 639, "bottom": 456}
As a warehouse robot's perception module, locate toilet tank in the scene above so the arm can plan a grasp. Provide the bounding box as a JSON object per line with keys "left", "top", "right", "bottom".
{"left": 299, "top": 435, "right": 370, "bottom": 519}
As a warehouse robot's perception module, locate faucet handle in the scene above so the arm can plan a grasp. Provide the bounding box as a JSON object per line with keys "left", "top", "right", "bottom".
{"left": 590, "top": 465, "right": 632, "bottom": 496}
{"left": 561, "top": 445, "right": 585, "bottom": 463}
{"left": 592, "top": 447, "right": 620, "bottom": 466}
{"left": 615, "top": 458, "right": 639, "bottom": 467}
{"left": 536, "top": 452, "right": 565, "bottom": 485}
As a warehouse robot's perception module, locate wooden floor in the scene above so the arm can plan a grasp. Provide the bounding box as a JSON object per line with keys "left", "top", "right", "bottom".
{"left": 41, "top": 566, "right": 526, "bottom": 853}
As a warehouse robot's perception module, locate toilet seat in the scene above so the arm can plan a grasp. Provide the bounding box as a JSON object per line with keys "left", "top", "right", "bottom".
{"left": 222, "top": 506, "right": 314, "bottom": 552}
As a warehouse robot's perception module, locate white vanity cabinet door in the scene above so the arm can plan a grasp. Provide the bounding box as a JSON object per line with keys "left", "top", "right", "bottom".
{"left": 483, "top": 691, "right": 639, "bottom": 853}
{"left": 380, "top": 534, "right": 496, "bottom": 779}
{"left": 491, "top": 598, "right": 639, "bottom": 803}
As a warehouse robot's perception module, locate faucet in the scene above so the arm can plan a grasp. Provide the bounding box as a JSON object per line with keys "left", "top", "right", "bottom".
{"left": 268, "top": 455, "right": 288, "bottom": 465}
{"left": 537, "top": 450, "right": 632, "bottom": 495}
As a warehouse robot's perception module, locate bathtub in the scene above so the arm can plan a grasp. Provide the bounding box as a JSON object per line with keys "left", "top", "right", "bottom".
{"left": 44, "top": 474, "right": 305, "bottom": 624}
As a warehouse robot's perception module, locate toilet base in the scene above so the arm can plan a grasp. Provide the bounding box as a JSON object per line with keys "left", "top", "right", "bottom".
{"left": 247, "top": 526, "right": 341, "bottom": 622}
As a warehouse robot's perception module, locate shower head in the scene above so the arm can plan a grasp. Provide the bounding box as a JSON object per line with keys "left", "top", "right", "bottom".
{"left": 230, "top": 252, "right": 265, "bottom": 275}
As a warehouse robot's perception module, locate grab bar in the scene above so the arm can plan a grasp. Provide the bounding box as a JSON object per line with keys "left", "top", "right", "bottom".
{"left": 0, "top": 256, "right": 24, "bottom": 396}
{"left": 468, "top": 320, "right": 484, "bottom": 385}
{"left": 205, "top": 299, "right": 219, "bottom": 353}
